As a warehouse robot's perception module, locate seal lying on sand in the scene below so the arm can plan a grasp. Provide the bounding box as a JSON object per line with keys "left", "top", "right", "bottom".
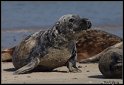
{"left": 12, "top": 14, "right": 91, "bottom": 74}
{"left": 1, "top": 29, "right": 122, "bottom": 62}
{"left": 78, "top": 29, "right": 122, "bottom": 63}
{"left": 1, "top": 47, "right": 15, "bottom": 62}
{"left": 98, "top": 42, "right": 123, "bottom": 78}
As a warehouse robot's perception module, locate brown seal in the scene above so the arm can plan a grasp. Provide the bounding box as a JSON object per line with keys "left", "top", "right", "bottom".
{"left": 1, "top": 47, "right": 15, "bottom": 62}
{"left": 77, "top": 29, "right": 122, "bottom": 63}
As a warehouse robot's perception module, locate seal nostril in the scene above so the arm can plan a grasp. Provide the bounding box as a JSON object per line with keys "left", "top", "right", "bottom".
{"left": 69, "top": 18, "right": 74, "bottom": 22}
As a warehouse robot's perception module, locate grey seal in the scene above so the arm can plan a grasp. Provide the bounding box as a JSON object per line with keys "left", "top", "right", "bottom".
{"left": 12, "top": 14, "right": 91, "bottom": 74}
{"left": 98, "top": 42, "right": 123, "bottom": 78}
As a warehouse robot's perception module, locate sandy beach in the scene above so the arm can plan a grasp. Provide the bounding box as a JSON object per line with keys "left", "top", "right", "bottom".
{"left": 1, "top": 62, "right": 123, "bottom": 84}
{"left": 1, "top": 26, "right": 123, "bottom": 84}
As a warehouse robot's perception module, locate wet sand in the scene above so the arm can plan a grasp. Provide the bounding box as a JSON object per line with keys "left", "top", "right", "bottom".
{"left": 1, "top": 62, "right": 122, "bottom": 84}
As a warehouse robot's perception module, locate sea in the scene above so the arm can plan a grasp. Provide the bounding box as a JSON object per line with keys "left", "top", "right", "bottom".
{"left": 1, "top": 1, "right": 123, "bottom": 49}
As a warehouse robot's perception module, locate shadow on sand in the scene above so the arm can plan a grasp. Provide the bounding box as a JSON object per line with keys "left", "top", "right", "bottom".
{"left": 3, "top": 67, "right": 68, "bottom": 74}
{"left": 3, "top": 68, "right": 16, "bottom": 72}
{"left": 88, "top": 75, "right": 122, "bottom": 79}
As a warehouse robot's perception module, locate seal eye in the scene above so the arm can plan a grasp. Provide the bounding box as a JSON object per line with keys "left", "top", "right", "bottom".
{"left": 69, "top": 18, "right": 74, "bottom": 22}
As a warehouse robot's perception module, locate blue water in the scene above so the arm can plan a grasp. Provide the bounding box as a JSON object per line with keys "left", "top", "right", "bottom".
{"left": 1, "top": 1, "right": 123, "bottom": 49}
{"left": 1, "top": 1, "right": 123, "bottom": 29}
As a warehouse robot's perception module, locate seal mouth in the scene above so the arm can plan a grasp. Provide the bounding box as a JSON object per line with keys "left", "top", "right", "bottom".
{"left": 87, "top": 20, "right": 92, "bottom": 29}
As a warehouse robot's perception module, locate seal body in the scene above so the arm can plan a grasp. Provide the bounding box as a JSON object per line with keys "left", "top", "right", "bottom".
{"left": 13, "top": 30, "right": 72, "bottom": 71}
{"left": 98, "top": 42, "right": 123, "bottom": 78}
{"left": 77, "top": 29, "right": 122, "bottom": 63}
{"left": 12, "top": 14, "right": 91, "bottom": 74}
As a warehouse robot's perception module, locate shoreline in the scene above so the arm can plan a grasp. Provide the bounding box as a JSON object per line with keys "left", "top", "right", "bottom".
{"left": 1, "top": 25, "right": 123, "bottom": 49}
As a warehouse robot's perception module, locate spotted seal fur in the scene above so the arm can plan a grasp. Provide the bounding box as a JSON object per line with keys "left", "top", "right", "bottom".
{"left": 76, "top": 29, "right": 122, "bottom": 62}
{"left": 12, "top": 14, "right": 91, "bottom": 74}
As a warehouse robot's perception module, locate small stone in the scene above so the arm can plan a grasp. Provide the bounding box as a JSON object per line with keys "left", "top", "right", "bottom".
{"left": 78, "top": 65, "right": 82, "bottom": 68}
{"left": 86, "top": 70, "right": 90, "bottom": 72}
{"left": 72, "top": 77, "right": 78, "bottom": 79}
{"left": 27, "top": 76, "right": 31, "bottom": 78}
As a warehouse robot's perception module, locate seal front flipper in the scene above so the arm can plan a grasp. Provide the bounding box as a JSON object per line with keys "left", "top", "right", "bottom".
{"left": 67, "top": 42, "right": 82, "bottom": 73}
{"left": 13, "top": 57, "right": 40, "bottom": 74}
{"left": 67, "top": 60, "right": 82, "bottom": 73}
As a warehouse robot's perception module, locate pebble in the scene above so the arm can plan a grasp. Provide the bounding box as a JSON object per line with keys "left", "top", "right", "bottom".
{"left": 86, "top": 70, "right": 90, "bottom": 72}
{"left": 72, "top": 78, "right": 78, "bottom": 79}
{"left": 78, "top": 65, "right": 82, "bottom": 68}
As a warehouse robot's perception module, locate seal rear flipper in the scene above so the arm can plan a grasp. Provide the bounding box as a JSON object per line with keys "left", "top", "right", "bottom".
{"left": 79, "top": 54, "right": 100, "bottom": 63}
{"left": 13, "top": 57, "right": 40, "bottom": 74}
{"left": 79, "top": 45, "right": 114, "bottom": 63}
